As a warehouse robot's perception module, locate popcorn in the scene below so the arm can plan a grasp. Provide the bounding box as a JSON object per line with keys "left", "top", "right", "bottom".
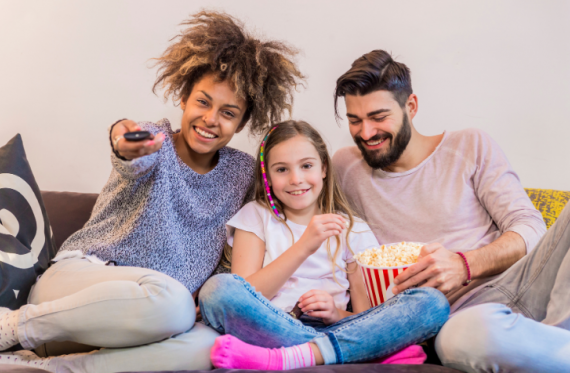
{"left": 355, "top": 242, "right": 423, "bottom": 267}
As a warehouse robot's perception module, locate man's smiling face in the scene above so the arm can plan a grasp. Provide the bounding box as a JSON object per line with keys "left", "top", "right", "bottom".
{"left": 345, "top": 90, "right": 412, "bottom": 170}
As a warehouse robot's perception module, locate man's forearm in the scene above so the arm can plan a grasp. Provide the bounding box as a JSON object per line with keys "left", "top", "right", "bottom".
{"left": 465, "top": 231, "right": 526, "bottom": 279}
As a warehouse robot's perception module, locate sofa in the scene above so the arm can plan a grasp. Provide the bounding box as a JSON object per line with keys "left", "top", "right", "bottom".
{"left": 1, "top": 188, "right": 568, "bottom": 373}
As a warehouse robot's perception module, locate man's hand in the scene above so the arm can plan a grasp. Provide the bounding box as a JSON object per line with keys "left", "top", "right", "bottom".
{"left": 392, "top": 243, "right": 468, "bottom": 295}
{"left": 298, "top": 290, "right": 341, "bottom": 325}
{"left": 111, "top": 120, "right": 165, "bottom": 160}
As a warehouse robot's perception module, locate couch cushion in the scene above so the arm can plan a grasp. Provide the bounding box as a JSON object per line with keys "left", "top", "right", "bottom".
{"left": 0, "top": 135, "right": 57, "bottom": 310}
{"left": 525, "top": 188, "right": 570, "bottom": 229}
{"left": 40, "top": 191, "right": 98, "bottom": 250}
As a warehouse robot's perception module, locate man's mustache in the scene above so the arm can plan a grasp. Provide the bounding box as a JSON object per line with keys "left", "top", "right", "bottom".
{"left": 354, "top": 133, "right": 392, "bottom": 146}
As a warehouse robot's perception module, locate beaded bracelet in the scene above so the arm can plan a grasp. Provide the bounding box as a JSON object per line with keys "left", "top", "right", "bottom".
{"left": 457, "top": 252, "right": 472, "bottom": 286}
{"left": 260, "top": 126, "right": 279, "bottom": 217}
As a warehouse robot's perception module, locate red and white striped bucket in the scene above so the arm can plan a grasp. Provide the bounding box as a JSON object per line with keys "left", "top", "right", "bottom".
{"left": 357, "top": 262, "right": 411, "bottom": 307}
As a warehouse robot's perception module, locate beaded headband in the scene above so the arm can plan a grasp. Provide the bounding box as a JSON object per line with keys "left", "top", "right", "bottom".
{"left": 260, "top": 126, "right": 279, "bottom": 217}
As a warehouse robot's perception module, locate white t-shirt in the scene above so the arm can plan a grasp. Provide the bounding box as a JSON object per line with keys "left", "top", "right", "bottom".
{"left": 226, "top": 201, "right": 380, "bottom": 312}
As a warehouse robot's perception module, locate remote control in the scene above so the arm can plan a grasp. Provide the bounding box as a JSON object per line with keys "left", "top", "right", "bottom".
{"left": 124, "top": 131, "right": 151, "bottom": 141}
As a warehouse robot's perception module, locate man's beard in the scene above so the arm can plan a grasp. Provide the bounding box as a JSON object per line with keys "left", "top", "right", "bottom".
{"left": 354, "top": 114, "right": 412, "bottom": 170}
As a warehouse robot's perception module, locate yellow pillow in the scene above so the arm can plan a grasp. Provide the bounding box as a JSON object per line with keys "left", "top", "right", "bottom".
{"left": 525, "top": 188, "right": 570, "bottom": 229}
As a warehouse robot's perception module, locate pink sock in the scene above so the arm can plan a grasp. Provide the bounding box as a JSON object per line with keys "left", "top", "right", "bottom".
{"left": 211, "top": 335, "right": 316, "bottom": 370}
{"left": 375, "top": 345, "right": 427, "bottom": 364}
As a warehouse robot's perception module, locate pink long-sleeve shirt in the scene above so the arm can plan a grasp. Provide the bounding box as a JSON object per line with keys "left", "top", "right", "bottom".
{"left": 332, "top": 128, "right": 546, "bottom": 307}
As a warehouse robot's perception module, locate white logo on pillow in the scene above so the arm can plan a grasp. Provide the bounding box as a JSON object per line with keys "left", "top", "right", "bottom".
{"left": 0, "top": 173, "right": 45, "bottom": 269}
{"left": 0, "top": 208, "right": 19, "bottom": 236}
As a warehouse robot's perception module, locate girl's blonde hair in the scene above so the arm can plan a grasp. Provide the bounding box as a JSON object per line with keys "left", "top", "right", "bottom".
{"left": 255, "top": 120, "right": 360, "bottom": 282}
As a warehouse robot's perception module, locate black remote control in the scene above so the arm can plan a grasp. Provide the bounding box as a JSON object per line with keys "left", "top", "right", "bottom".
{"left": 124, "top": 131, "right": 151, "bottom": 141}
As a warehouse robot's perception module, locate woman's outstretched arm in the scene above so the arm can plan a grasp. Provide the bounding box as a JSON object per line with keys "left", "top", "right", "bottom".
{"left": 109, "top": 119, "right": 165, "bottom": 180}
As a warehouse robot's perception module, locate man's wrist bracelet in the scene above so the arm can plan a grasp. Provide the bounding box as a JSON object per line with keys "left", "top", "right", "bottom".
{"left": 457, "top": 252, "right": 472, "bottom": 286}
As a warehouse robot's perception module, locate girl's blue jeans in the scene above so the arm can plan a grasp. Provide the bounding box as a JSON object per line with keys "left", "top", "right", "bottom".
{"left": 199, "top": 274, "right": 449, "bottom": 364}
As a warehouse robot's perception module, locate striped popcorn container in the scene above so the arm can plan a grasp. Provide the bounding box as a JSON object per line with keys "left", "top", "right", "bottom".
{"left": 356, "top": 261, "right": 411, "bottom": 307}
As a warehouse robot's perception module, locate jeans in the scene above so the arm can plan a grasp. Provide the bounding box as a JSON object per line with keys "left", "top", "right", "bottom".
{"left": 436, "top": 201, "right": 570, "bottom": 372}
{"left": 199, "top": 274, "right": 449, "bottom": 364}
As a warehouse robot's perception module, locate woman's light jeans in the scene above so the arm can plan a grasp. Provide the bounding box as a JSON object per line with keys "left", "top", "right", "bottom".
{"left": 14, "top": 258, "right": 218, "bottom": 372}
{"left": 436, "top": 201, "right": 570, "bottom": 373}
{"left": 199, "top": 273, "right": 449, "bottom": 364}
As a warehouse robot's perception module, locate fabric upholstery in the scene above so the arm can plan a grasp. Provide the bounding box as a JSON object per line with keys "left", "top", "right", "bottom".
{"left": 40, "top": 191, "right": 98, "bottom": 250}
{"left": 525, "top": 188, "right": 570, "bottom": 229}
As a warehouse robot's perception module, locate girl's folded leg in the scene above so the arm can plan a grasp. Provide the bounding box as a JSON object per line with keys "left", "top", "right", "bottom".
{"left": 201, "top": 275, "right": 449, "bottom": 367}
{"left": 201, "top": 274, "right": 326, "bottom": 370}
{"left": 1, "top": 258, "right": 195, "bottom": 351}
{"left": 199, "top": 274, "right": 321, "bottom": 348}
{"left": 311, "top": 287, "right": 449, "bottom": 364}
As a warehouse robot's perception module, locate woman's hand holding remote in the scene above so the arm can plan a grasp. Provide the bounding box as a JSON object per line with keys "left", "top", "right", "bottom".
{"left": 112, "top": 120, "right": 165, "bottom": 160}
{"left": 297, "top": 214, "right": 346, "bottom": 255}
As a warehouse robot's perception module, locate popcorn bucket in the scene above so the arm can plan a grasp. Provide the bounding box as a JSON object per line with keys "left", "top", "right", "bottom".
{"left": 355, "top": 242, "right": 426, "bottom": 307}
{"left": 357, "top": 261, "right": 411, "bottom": 307}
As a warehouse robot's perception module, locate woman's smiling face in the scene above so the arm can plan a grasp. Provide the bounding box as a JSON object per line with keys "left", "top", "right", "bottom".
{"left": 267, "top": 135, "right": 326, "bottom": 217}
{"left": 179, "top": 73, "right": 247, "bottom": 155}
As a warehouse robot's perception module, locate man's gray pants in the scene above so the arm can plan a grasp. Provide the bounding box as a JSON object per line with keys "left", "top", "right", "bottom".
{"left": 436, "top": 201, "right": 570, "bottom": 372}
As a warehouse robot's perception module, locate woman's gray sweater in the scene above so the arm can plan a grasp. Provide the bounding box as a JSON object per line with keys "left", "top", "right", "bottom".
{"left": 58, "top": 119, "right": 255, "bottom": 293}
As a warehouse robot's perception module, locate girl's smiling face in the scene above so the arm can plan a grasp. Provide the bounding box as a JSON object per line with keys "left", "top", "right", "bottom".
{"left": 267, "top": 135, "right": 327, "bottom": 219}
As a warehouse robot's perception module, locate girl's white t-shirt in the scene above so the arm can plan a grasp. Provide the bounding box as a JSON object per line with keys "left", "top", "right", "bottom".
{"left": 226, "top": 201, "right": 380, "bottom": 312}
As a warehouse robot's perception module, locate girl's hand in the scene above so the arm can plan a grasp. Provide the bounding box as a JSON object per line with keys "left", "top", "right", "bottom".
{"left": 298, "top": 290, "right": 341, "bottom": 325}
{"left": 297, "top": 214, "right": 346, "bottom": 254}
{"left": 111, "top": 119, "right": 165, "bottom": 160}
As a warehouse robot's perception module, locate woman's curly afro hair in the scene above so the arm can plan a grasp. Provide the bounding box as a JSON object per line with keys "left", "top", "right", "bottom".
{"left": 152, "top": 10, "right": 305, "bottom": 135}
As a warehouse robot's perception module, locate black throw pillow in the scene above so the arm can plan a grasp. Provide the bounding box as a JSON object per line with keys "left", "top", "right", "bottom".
{"left": 0, "top": 134, "right": 56, "bottom": 310}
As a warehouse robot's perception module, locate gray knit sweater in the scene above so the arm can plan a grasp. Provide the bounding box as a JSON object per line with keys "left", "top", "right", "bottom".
{"left": 58, "top": 119, "right": 255, "bottom": 293}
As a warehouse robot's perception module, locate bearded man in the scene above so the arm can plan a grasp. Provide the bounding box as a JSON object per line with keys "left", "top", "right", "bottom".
{"left": 332, "top": 49, "right": 570, "bottom": 372}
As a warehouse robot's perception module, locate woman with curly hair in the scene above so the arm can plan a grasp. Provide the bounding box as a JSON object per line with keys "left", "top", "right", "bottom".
{"left": 0, "top": 10, "right": 304, "bottom": 372}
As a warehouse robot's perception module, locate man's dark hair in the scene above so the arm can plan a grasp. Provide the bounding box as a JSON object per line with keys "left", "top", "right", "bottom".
{"left": 334, "top": 50, "right": 412, "bottom": 121}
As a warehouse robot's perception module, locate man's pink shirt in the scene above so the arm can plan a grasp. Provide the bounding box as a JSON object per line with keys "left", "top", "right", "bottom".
{"left": 332, "top": 128, "right": 546, "bottom": 308}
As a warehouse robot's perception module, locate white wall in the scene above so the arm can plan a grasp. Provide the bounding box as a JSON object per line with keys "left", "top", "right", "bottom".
{"left": 1, "top": 0, "right": 569, "bottom": 193}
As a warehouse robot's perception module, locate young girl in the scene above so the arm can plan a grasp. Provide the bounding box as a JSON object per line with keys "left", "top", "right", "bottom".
{"left": 199, "top": 120, "right": 450, "bottom": 370}
{"left": 0, "top": 11, "right": 303, "bottom": 373}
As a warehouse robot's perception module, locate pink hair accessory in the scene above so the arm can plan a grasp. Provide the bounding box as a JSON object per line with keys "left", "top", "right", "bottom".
{"left": 260, "top": 126, "right": 279, "bottom": 217}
